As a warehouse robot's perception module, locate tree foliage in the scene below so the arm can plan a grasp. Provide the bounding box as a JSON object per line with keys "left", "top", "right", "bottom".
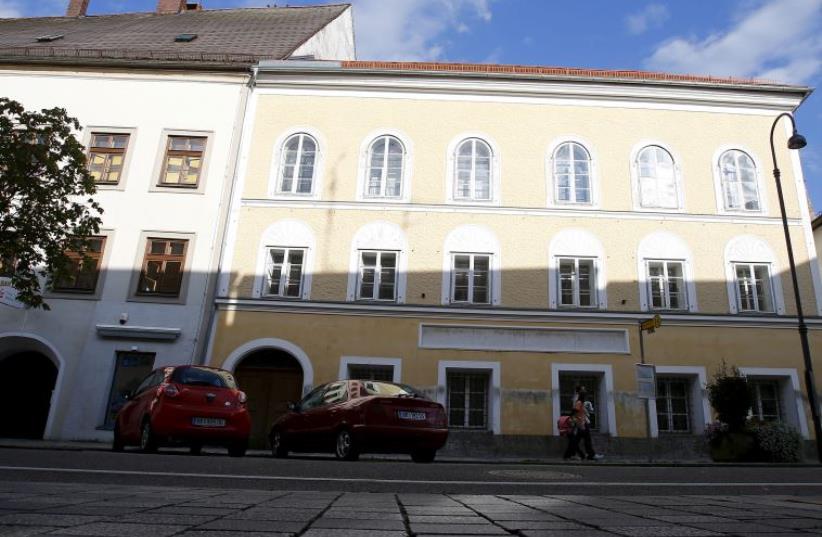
{"left": 0, "top": 97, "right": 102, "bottom": 309}
{"left": 706, "top": 361, "right": 752, "bottom": 431}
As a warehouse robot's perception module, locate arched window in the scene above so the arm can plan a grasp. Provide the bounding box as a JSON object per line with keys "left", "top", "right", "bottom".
{"left": 553, "top": 142, "right": 591, "bottom": 204}
{"left": 365, "top": 136, "right": 405, "bottom": 198}
{"left": 277, "top": 133, "right": 317, "bottom": 195}
{"left": 637, "top": 145, "right": 678, "bottom": 209}
{"left": 720, "top": 149, "right": 760, "bottom": 211}
{"left": 454, "top": 138, "right": 492, "bottom": 201}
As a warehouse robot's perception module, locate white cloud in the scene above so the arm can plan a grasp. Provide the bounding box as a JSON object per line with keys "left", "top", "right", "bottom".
{"left": 645, "top": 0, "right": 822, "bottom": 84}
{"left": 625, "top": 4, "right": 669, "bottom": 35}
{"left": 0, "top": 0, "right": 22, "bottom": 18}
{"left": 351, "top": 0, "right": 494, "bottom": 61}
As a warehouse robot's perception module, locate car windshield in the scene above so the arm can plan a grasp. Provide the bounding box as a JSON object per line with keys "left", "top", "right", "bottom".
{"left": 362, "top": 381, "right": 428, "bottom": 399}
{"left": 172, "top": 367, "right": 237, "bottom": 389}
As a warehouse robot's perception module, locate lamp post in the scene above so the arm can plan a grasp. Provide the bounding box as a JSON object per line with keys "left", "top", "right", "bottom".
{"left": 769, "top": 112, "right": 822, "bottom": 463}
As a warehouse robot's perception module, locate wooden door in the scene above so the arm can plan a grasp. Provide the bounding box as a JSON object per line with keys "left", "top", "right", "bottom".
{"left": 235, "top": 367, "right": 303, "bottom": 449}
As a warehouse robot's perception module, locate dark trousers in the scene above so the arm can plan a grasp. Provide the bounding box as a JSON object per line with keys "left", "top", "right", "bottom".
{"left": 563, "top": 429, "right": 586, "bottom": 459}
{"left": 579, "top": 425, "right": 596, "bottom": 459}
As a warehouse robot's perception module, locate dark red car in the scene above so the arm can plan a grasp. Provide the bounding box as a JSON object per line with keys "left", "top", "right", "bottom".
{"left": 268, "top": 380, "right": 448, "bottom": 462}
{"left": 113, "top": 365, "right": 251, "bottom": 456}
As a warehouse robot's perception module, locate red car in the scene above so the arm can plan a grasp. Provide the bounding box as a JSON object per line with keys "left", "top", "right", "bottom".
{"left": 113, "top": 365, "right": 251, "bottom": 457}
{"left": 269, "top": 380, "right": 448, "bottom": 462}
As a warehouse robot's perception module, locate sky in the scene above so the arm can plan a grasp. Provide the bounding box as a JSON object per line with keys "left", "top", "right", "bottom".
{"left": 2, "top": 0, "right": 821, "bottom": 210}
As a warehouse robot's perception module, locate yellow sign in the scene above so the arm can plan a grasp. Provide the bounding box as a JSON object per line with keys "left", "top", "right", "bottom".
{"left": 640, "top": 314, "right": 662, "bottom": 331}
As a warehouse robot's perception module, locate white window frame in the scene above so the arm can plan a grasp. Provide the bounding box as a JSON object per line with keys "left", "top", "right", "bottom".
{"left": 339, "top": 356, "right": 402, "bottom": 383}
{"left": 733, "top": 262, "right": 775, "bottom": 313}
{"left": 655, "top": 377, "right": 692, "bottom": 433}
{"left": 356, "top": 130, "right": 412, "bottom": 202}
{"left": 445, "top": 133, "right": 501, "bottom": 206}
{"left": 252, "top": 219, "right": 315, "bottom": 300}
{"left": 450, "top": 253, "right": 492, "bottom": 305}
{"left": 446, "top": 370, "right": 491, "bottom": 429}
{"left": 749, "top": 378, "right": 782, "bottom": 422}
{"left": 645, "top": 259, "right": 688, "bottom": 311}
{"left": 629, "top": 141, "right": 685, "bottom": 213}
{"left": 268, "top": 127, "right": 324, "bottom": 200}
{"left": 441, "top": 225, "right": 502, "bottom": 306}
{"left": 548, "top": 229, "right": 607, "bottom": 310}
{"left": 738, "top": 367, "right": 809, "bottom": 438}
{"left": 724, "top": 235, "right": 785, "bottom": 315}
{"left": 637, "top": 231, "right": 698, "bottom": 313}
{"left": 437, "top": 360, "right": 501, "bottom": 434}
{"left": 551, "top": 363, "right": 616, "bottom": 436}
{"left": 649, "top": 366, "right": 710, "bottom": 437}
{"left": 356, "top": 250, "right": 398, "bottom": 302}
{"left": 262, "top": 246, "right": 306, "bottom": 299}
{"left": 546, "top": 137, "right": 597, "bottom": 208}
{"left": 556, "top": 256, "right": 598, "bottom": 309}
{"left": 712, "top": 146, "right": 767, "bottom": 215}
{"left": 346, "top": 221, "right": 408, "bottom": 303}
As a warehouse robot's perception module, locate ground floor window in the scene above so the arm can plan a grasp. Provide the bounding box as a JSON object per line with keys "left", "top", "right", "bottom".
{"left": 446, "top": 371, "right": 489, "bottom": 429}
{"left": 347, "top": 364, "right": 394, "bottom": 381}
{"left": 559, "top": 373, "right": 600, "bottom": 430}
{"left": 104, "top": 351, "right": 155, "bottom": 429}
{"left": 656, "top": 377, "right": 691, "bottom": 433}
{"left": 750, "top": 379, "right": 781, "bottom": 422}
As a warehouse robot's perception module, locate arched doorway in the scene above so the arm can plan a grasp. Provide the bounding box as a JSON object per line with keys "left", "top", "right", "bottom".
{"left": 0, "top": 351, "right": 58, "bottom": 439}
{"left": 234, "top": 349, "right": 304, "bottom": 448}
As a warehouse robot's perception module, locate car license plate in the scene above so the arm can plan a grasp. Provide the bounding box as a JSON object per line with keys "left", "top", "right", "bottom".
{"left": 192, "top": 417, "right": 225, "bottom": 427}
{"left": 397, "top": 411, "right": 426, "bottom": 421}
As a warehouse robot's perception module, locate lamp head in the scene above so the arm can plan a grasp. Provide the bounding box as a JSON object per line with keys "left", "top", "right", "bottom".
{"left": 788, "top": 131, "right": 807, "bottom": 150}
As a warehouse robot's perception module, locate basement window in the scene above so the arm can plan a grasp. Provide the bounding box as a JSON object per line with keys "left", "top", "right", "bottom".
{"left": 36, "top": 34, "right": 64, "bottom": 42}
{"left": 174, "top": 33, "right": 198, "bottom": 42}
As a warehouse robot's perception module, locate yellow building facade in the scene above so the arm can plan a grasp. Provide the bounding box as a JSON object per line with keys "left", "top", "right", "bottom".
{"left": 206, "top": 61, "right": 822, "bottom": 452}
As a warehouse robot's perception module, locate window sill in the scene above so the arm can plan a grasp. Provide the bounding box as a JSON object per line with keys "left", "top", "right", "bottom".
{"left": 45, "top": 291, "right": 101, "bottom": 301}
{"left": 128, "top": 294, "right": 186, "bottom": 305}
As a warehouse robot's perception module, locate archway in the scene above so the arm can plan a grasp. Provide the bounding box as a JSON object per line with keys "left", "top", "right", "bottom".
{"left": 0, "top": 351, "right": 58, "bottom": 438}
{"left": 234, "top": 349, "right": 305, "bottom": 449}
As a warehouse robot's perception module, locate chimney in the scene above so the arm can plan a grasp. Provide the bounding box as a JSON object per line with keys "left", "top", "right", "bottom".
{"left": 66, "top": 0, "right": 90, "bottom": 17}
{"left": 156, "top": 0, "right": 186, "bottom": 14}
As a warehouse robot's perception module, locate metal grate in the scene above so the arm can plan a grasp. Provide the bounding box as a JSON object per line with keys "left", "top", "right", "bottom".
{"left": 447, "top": 371, "right": 489, "bottom": 429}
{"left": 656, "top": 378, "right": 691, "bottom": 432}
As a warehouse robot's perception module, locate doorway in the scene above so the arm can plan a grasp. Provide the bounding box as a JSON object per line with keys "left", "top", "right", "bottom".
{"left": 0, "top": 352, "right": 58, "bottom": 439}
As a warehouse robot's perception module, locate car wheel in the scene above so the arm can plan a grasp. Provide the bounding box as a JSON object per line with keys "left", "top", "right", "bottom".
{"left": 334, "top": 429, "right": 359, "bottom": 461}
{"left": 228, "top": 441, "right": 247, "bottom": 458}
{"left": 139, "top": 420, "right": 157, "bottom": 453}
{"left": 271, "top": 430, "right": 288, "bottom": 458}
{"left": 112, "top": 423, "right": 124, "bottom": 452}
{"left": 189, "top": 444, "right": 203, "bottom": 456}
{"left": 411, "top": 448, "right": 436, "bottom": 463}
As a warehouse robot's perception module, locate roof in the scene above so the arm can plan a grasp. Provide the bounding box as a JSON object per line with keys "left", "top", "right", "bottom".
{"left": 0, "top": 4, "right": 349, "bottom": 69}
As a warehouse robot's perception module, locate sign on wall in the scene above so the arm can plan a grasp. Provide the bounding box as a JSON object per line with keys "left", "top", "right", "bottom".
{"left": 635, "top": 363, "right": 656, "bottom": 399}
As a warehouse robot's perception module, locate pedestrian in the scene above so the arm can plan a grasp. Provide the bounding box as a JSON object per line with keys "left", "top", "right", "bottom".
{"left": 562, "top": 388, "right": 587, "bottom": 460}
{"left": 577, "top": 391, "right": 603, "bottom": 461}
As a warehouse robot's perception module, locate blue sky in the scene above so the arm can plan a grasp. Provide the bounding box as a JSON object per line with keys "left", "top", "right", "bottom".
{"left": 3, "top": 0, "right": 821, "bottom": 211}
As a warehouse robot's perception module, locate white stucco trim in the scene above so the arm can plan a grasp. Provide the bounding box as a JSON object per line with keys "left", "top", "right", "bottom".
{"left": 649, "top": 365, "right": 710, "bottom": 438}
{"left": 252, "top": 219, "right": 316, "bottom": 300}
{"left": 545, "top": 136, "right": 600, "bottom": 209}
{"left": 222, "top": 338, "right": 314, "bottom": 396}
{"left": 711, "top": 144, "right": 769, "bottom": 217}
{"left": 346, "top": 221, "right": 409, "bottom": 303}
{"left": 0, "top": 332, "right": 66, "bottom": 440}
{"left": 637, "top": 231, "right": 698, "bottom": 313}
{"left": 268, "top": 126, "right": 326, "bottom": 200}
{"left": 441, "top": 224, "right": 502, "bottom": 306}
{"left": 738, "top": 366, "right": 809, "bottom": 439}
{"left": 444, "top": 132, "right": 502, "bottom": 206}
{"left": 629, "top": 140, "right": 686, "bottom": 213}
{"left": 339, "top": 356, "right": 402, "bottom": 382}
{"left": 548, "top": 228, "right": 607, "bottom": 310}
{"left": 551, "top": 362, "right": 617, "bottom": 436}
{"left": 437, "top": 360, "right": 501, "bottom": 435}
{"left": 355, "top": 128, "right": 413, "bottom": 203}
{"left": 724, "top": 235, "right": 786, "bottom": 315}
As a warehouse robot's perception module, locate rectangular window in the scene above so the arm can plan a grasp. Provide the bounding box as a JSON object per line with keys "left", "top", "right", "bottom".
{"left": 647, "top": 260, "right": 687, "bottom": 310}
{"left": 103, "top": 351, "right": 155, "bottom": 429}
{"left": 159, "top": 135, "right": 206, "bottom": 187}
{"left": 451, "top": 253, "right": 491, "bottom": 304}
{"left": 357, "top": 250, "right": 397, "bottom": 301}
{"left": 559, "top": 373, "right": 600, "bottom": 431}
{"left": 348, "top": 364, "right": 394, "bottom": 381}
{"left": 558, "top": 257, "right": 596, "bottom": 308}
{"left": 734, "top": 263, "right": 774, "bottom": 313}
{"left": 136, "top": 238, "right": 188, "bottom": 297}
{"left": 264, "top": 247, "right": 305, "bottom": 298}
{"left": 446, "top": 371, "right": 489, "bottom": 429}
{"left": 88, "top": 133, "right": 129, "bottom": 185}
{"left": 750, "top": 379, "right": 781, "bottom": 422}
{"left": 53, "top": 236, "right": 106, "bottom": 294}
{"left": 656, "top": 378, "right": 691, "bottom": 433}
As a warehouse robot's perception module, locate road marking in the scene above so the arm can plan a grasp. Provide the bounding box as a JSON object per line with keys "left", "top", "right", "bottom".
{"left": 0, "top": 466, "right": 820, "bottom": 487}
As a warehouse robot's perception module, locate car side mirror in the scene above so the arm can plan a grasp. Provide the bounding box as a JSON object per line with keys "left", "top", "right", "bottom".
{"left": 287, "top": 402, "right": 300, "bottom": 412}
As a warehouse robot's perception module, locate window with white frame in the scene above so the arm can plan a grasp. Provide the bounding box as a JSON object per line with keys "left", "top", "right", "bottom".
{"left": 750, "top": 379, "right": 781, "bottom": 422}
{"left": 647, "top": 260, "right": 687, "bottom": 310}
{"left": 734, "top": 263, "right": 774, "bottom": 313}
{"left": 559, "top": 374, "right": 600, "bottom": 431}
{"left": 446, "top": 371, "right": 489, "bottom": 429}
{"left": 553, "top": 142, "right": 591, "bottom": 204}
{"left": 451, "top": 253, "right": 491, "bottom": 304}
{"left": 557, "top": 257, "right": 597, "bottom": 308}
{"left": 348, "top": 364, "right": 394, "bottom": 381}
{"left": 656, "top": 377, "right": 690, "bottom": 433}
{"left": 637, "top": 145, "right": 678, "bottom": 209}
{"left": 278, "top": 133, "right": 317, "bottom": 195}
{"left": 720, "top": 149, "right": 760, "bottom": 212}
{"left": 357, "top": 250, "right": 397, "bottom": 301}
{"left": 365, "top": 136, "right": 404, "bottom": 198}
{"left": 454, "top": 138, "right": 492, "bottom": 201}
{"left": 263, "top": 247, "right": 305, "bottom": 298}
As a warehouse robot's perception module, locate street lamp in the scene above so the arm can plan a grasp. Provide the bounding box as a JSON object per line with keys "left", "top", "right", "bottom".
{"left": 769, "top": 112, "right": 822, "bottom": 463}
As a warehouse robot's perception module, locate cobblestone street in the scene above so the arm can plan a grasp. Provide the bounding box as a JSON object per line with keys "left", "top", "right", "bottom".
{"left": 1, "top": 480, "right": 822, "bottom": 537}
